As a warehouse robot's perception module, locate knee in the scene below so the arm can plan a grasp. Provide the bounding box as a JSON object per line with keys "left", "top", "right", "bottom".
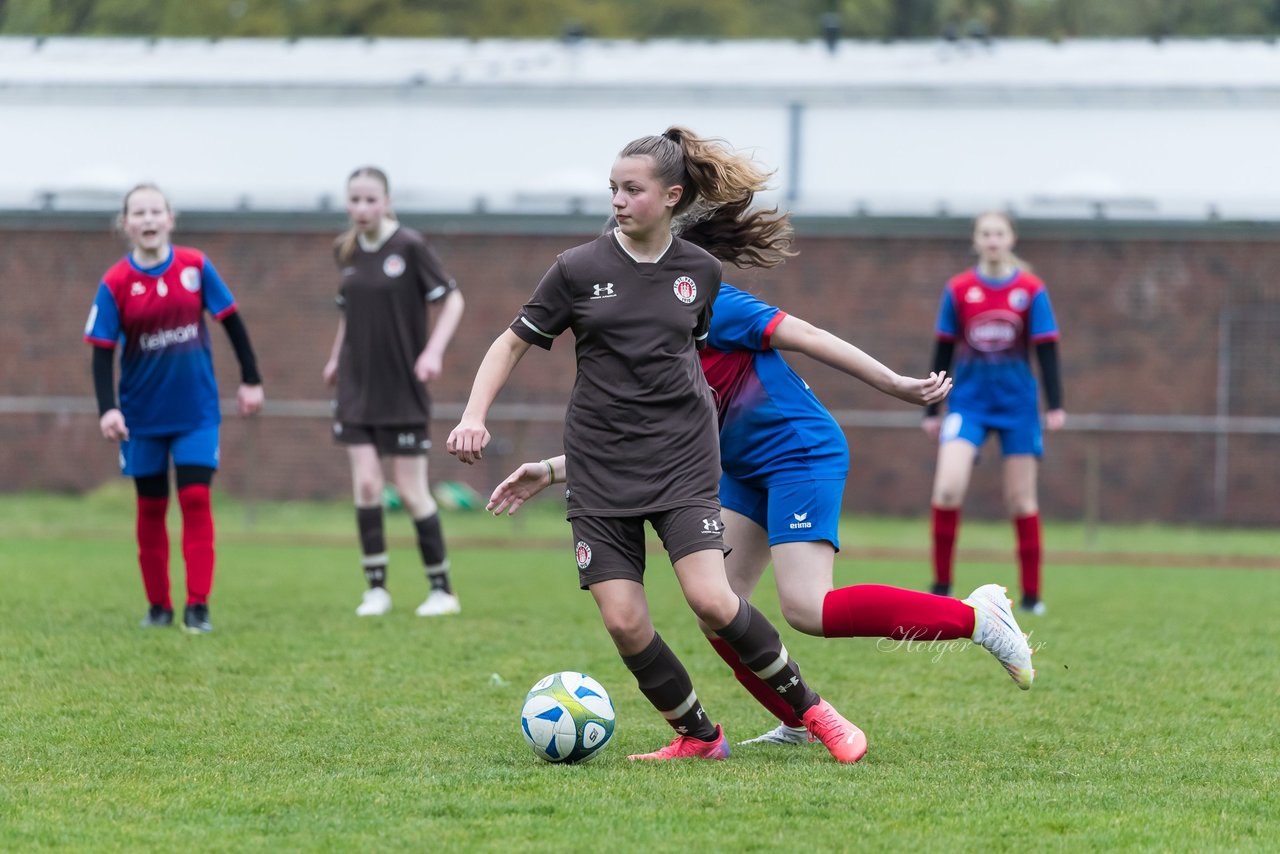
{"left": 600, "top": 608, "right": 651, "bottom": 653}
{"left": 1007, "top": 496, "right": 1038, "bottom": 517}
{"left": 779, "top": 597, "right": 823, "bottom": 637}
{"left": 400, "top": 491, "right": 437, "bottom": 519}
{"left": 933, "top": 486, "right": 964, "bottom": 508}
{"left": 687, "top": 589, "right": 740, "bottom": 631}
{"left": 354, "top": 482, "right": 381, "bottom": 506}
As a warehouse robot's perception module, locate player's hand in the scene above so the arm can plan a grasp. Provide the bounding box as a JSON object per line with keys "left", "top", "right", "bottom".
{"left": 1045, "top": 409, "right": 1066, "bottom": 431}
{"left": 922, "top": 415, "right": 942, "bottom": 441}
{"left": 447, "top": 418, "right": 490, "bottom": 464}
{"left": 237, "top": 384, "right": 264, "bottom": 416}
{"left": 487, "top": 462, "right": 553, "bottom": 516}
{"left": 322, "top": 358, "right": 339, "bottom": 387}
{"left": 99, "top": 409, "right": 129, "bottom": 441}
{"left": 415, "top": 349, "right": 443, "bottom": 384}
{"left": 893, "top": 371, "right": 952, "bottom": 407}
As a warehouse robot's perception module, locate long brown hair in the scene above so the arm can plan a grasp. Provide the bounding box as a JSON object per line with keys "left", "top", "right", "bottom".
{"left": 618, "top": 126, "right": 795, "bottom": 269}
{"left": 335, "top": 166, "right": 397, "bottom": 264}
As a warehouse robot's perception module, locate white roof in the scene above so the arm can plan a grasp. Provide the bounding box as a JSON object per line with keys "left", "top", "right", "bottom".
{"left": 3, "top": 36, "right": 1278, "bottom": 219}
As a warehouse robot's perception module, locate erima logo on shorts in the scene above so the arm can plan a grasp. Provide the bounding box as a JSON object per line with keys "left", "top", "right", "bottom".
{"left": 575, "top": 541, "right": 592, "bottom": 569}
{"left": 790, "top": 512, "right": 812, "bottom": 530}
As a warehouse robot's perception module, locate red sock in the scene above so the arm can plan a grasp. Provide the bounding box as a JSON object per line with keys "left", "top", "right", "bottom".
{"left": 179, "top": 484, "right": 215, "bottom": 606}
{"left": 931, "top": 505, "right": 960, "bottom": 587}
{"left": 1015, "top": 513, "right": 1042, "bottom": 600}
{"left": 707, "top": 637, "right": 803, "bottom": 729}
{"left": 136, "top": 496, "right": 171, "bottom": 609}
{"left": 822, "top": 584, "right": 975, "bottom": 640}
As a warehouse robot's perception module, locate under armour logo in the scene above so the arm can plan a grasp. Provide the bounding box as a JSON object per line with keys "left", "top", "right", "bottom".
{"left": 591, "top": 282, "right": 617, "bottom": 299}
{"left": 702, "top": 518, "right": 722, "bottom": 533}
{"left": 397, "top": 433, "right": 416, "bottom": 448}
{"left": 776, "top": 675, "right": 800, "bottom": 694}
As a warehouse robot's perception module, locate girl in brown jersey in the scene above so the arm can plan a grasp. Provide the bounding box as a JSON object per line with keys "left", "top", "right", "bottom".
{"left": 448, "top": 128, "right": 865, "bottom": 763}
{"left": 325, "top": 167, "right": 466, "bottom": 619}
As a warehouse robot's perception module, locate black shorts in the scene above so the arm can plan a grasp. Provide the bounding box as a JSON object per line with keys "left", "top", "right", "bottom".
{"left": 569, "top": 505, "right": 725, "bottom": 590}
{"left": 333, "top": 422, "right": 430, "bottom": 456}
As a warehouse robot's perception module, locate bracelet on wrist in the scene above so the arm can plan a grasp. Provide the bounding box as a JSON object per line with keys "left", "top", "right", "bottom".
{"left": 541, "top": 459, "right": 555, "bottom": 485}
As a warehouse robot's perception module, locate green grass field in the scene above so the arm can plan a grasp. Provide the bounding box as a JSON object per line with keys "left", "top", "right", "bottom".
{"left": 2, "top": 490, "right": 1276, "bottom": 851}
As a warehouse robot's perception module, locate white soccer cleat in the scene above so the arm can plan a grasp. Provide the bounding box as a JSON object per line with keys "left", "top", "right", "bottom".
{"left": 415, "top": 590, "right": 461, "bottom": 617}
{"left": 964, "top": 583, "right": 1035, "bottom": 690}
{"left": 738, "top": 724, "right": 810, "bottom": 746}
{"left": 355, "top": 586, "right": 392, "bottom": 617}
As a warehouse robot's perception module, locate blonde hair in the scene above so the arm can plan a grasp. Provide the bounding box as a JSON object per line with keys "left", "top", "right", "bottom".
{"left": 619, "top": 126, "right": 795, "bottom": 269}
{"left": 973, "top": 210, "right": 1033, "bottom": 273}
{"left": 335, "top": 166, "right": 398, "bottom": 263}
{"left": 115, "top": 183, "right": 172, "bottom": 237}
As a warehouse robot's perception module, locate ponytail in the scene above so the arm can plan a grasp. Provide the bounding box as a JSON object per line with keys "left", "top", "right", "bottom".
{"left": 618, "top": 126, "right": 795, "bottom": 269}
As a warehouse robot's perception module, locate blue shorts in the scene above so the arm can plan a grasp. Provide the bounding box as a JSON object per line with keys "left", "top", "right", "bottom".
{"left": 120, "top": 425, "right": 221, "bottom": 477}
{"left": 719, "top": 474, "right": 844, "bottom": 551}
{"left": 940, "top": 411, "right": 1043, "bottom": 458}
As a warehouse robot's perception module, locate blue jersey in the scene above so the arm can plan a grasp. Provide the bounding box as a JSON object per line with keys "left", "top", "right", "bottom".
{"left": 936, "top": 267, "right": 1059, "bottom": 420}
{"left": 84, "top": 246, "right": 237, "bottom": 436}
{"left": 700, "top": 284, "right": 848, "bottom": 485}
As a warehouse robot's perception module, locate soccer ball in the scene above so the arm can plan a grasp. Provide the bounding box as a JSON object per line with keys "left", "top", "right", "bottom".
{"left": 519, "top": 672, "right": 616, "bottom": 763}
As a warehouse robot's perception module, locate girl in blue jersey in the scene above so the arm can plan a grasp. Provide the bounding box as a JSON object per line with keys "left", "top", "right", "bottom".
{"left": 923, "top": 212, "right": 1065, "bottom": 615}
{"left": 487, "top": 224, "right": 1038, "bottom": 748}
{"left": 85, "top": 184, "right": 265, "bottom": 633}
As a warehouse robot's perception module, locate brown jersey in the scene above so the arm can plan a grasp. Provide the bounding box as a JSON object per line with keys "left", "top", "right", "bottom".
{"left": 510, "top": 231, "right": 723, "bottom": 517}
{"left": 334, "top": 226, "right": 457, "bottom": 425}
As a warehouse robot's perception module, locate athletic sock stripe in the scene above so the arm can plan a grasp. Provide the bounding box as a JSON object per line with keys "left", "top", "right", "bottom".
{"left": 751, "top": 644, "right": 790, "bottom": 680}
{"left": 361, "top": 554, "right": 389, "bottom": 567}
{"left": 660, "top": 690, "right": 700, "bottom": 721}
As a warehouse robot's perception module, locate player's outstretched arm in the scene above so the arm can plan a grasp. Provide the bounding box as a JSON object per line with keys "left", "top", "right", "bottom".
{"left": 447, "top": 329, "right": 532, "bottom": 464}
{"left": 771, "top": 314, "right": 952, "bottom": 406}
{"left": 487, "top": 455, "right": 566, "bottom": 516}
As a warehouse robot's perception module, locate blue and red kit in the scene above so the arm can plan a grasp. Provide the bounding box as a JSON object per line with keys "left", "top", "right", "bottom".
{"left": 701, "top": 284, "right": 848, "bottom": 485}
{"left": 83, "top": 246, "right": 238, "bottom": 436}
{"left": 935, "top": 267, "right": 1059, "bottom": 424}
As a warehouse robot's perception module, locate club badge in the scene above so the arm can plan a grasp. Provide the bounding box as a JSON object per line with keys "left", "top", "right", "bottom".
{"left": 383, "top": 254, "right": 406, "bottom": 278}
{"left": 673, "top": 276, "right": 697, "bottom": 304}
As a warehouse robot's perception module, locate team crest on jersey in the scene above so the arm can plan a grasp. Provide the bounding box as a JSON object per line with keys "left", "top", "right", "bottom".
{"left": 1008, "top": 287, "right": 1029, "bottom": 310}
{"left": 964, "top": 286, "right": 985, "bottom": 303}
{"left": 673, "top": 276, "right": 697, "bottom": 304}
{"left": 180, "top": 267, "right": 201, "bottom": 293}
{"left": 383, "top": 254, "right": 406, "bottom": 278}
{"left": 575, "top": 540, "right": 593, "bottom": 569}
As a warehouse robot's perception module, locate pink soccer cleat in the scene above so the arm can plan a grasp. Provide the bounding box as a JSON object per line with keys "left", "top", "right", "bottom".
{"left": 801, "top": 699, "right": 868, "bottom": 764}
{"left": 627, "top": 725, "right": 731, "bottom": 761}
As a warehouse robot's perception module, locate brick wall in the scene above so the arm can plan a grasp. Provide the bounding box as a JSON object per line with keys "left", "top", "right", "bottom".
{"left": 4, "top": 212, "right": 1277, "bottom": 524}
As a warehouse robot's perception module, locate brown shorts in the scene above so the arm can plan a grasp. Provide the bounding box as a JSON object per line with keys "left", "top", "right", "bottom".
{"left": 333, "top": 422, "right": 430, "bottom": 456}
{"left": 569, "top": 505, "right": 725, "bottom": 590}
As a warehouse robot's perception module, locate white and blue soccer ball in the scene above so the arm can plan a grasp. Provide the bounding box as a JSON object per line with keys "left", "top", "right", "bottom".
{"left": 519, "top": 672, "right": 616, "bottom": 763}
